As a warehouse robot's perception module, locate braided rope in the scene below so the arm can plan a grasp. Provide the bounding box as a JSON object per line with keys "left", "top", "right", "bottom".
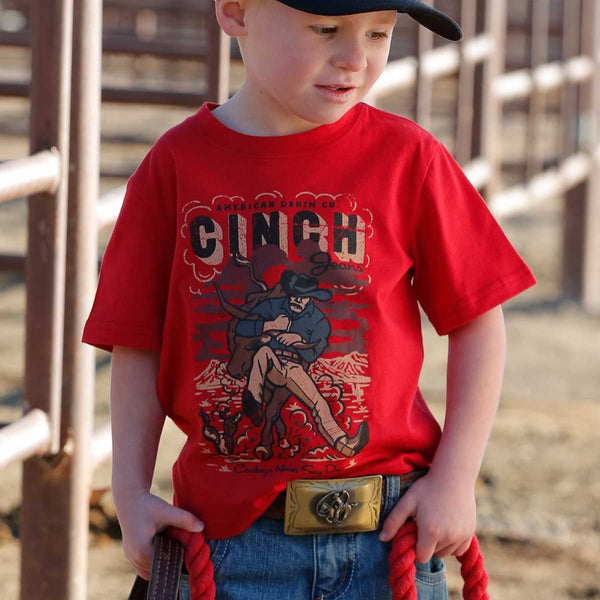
{"left": 388, "top": 520, "right": 418, "bottom": 600}
{"left": 457, "top": 534, "right": 489, "bottom": 600}
{"left": 389, "top": 521, "right": 489, "bottom": 600}
{"left": 167, "top": 528, "right": 215, "bottom": 600}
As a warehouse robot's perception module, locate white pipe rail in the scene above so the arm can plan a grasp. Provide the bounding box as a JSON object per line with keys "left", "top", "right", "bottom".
{"left": 462, "top": 33, "right": 494, "bottom": 64}
{"left": 494, "top": 55, "right": 596, "bottom": 102}
{"left": 96, "top": 184, "right": 126, "bottom": 229}
{"left": 0, "top": 409, "right": 51, "bottom": 470}
{"left": 91, "top": 422, "right": 112, "bottom": 469}
{"left": 421, "top": 45, "right": 461, "bottom": 78}
{"left": 0, "top": 413, "right": 113, "bottom": 473}
{"left": 489, "top": 152, "right": 594, "bottom": 218}
{"left": 366, "top": 56, "right": 418, "bottom": 100}
{"left": 463, "top": 158, "right": 492, "bottom": 191}
{"left": 0, "top": 149, "right": 62, "bottom": 204}
{"left": 367, "top": 32, "right": 494, "bottom": 104}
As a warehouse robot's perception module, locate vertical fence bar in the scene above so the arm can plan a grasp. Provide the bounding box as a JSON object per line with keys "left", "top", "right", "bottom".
{"left": 59, "top": 0, "right": 103, "bottom": 597}
{"left": 561, "top": 0, "right": 585, "bottom": 297}
{"left": 470, "top": 0, "right": 487, "bottom": 161}
{"left": 415, "top": 0, "right": 433, "bottom": 131}
{"left": 206, "top": 6, "right": 230, "bottom": 104}
{"left": 560, "top": 0, "right": 581, "bottom": 160}
{"left": 526, "top": 0, "right": 550, "bottom": 179}
{"left": 456, "top": 0, "right": 478, "bottom": 165}
{"left": 481, "top": 0, "right": 507, "bottom": 200}
{"left": 582, "top": 0, "right": 600, "bottom": 313}
{"left": 20, "top": 0, "right": 73, "bottom": 597}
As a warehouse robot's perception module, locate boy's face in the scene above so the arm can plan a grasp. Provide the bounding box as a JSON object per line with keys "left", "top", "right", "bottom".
{"left": 235, "top": 0, "right": 396, "bottom": 134}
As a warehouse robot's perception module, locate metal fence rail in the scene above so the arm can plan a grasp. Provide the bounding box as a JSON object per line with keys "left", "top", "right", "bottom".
{"left": 0, "top": 1, "right": 101, "bottom": 598}
{"left": 0, "top": 1, "right": 228, "bottom": 598}
{"left": 0, "top": 150, "right": 62, "bottom": 203}
{"left": 0, "top": 409, "right": 51, "bottom": 470}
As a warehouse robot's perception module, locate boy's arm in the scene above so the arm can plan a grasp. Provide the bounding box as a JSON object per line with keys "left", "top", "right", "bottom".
{"left": 379, "top": 305, "right": 506, "bottom": 562}
{"left": 111, "top": 346, "right": 204, "bottom": 579}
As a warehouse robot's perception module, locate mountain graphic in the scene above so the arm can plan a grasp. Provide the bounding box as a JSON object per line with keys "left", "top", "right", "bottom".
{"left": 194, "top": 359, "right": 244, "bottom": 395}
{"left": 310, "top": 351, "right": 370, "bottom": 383}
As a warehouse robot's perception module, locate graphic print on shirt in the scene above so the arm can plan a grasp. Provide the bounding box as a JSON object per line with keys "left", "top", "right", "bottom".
{"left": 182, "top": 191, "right": 373, "bottom": 472}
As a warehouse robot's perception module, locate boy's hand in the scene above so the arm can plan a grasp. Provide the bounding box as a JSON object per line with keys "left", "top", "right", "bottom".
{"left": 378, "top": 471, "right": 476, "bottom": 563}
{"left": 116, "top": 490, "right": 205, "bottom": 580}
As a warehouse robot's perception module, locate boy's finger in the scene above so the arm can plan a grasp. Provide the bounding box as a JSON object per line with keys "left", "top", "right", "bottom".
{"left": 454, "top": 538, "right": 472, "bottom": 558}
{"left": 434, "top": 533, "right": 473, "bottom": 559}
{"left": 414, "top": 532, "right": 436, "bottom": 564}
{"left": 378, "top": 492, "right": 416, "bottom": 542}
{"left": 432, "top": 542, "right": 454, "bottom": 558}
{"left": 160, "top": 503, "right": 205, "bottom": 532}
{"left": 134, "top": 566, "right": 151, "bottom": 581}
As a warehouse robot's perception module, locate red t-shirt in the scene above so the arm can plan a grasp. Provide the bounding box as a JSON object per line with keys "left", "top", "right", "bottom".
{"left": 83, "top": 102, "right": 535, "bottom": 538}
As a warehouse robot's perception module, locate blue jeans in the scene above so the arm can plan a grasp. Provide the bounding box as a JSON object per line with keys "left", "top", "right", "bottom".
{"left": 179, "top": 475, "right": 447, "bottom": 600}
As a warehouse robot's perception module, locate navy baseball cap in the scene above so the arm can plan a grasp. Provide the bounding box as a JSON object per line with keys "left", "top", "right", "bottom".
{"left": 275, "top": 1, "right": 463, "bottom": 41}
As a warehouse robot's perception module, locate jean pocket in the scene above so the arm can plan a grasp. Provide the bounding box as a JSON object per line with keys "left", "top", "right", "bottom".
{"left": 414, "top": 557, "right": 447, "bottom": 600}
{"left": 207, "top": 538, "right": 230, "bottom": 574}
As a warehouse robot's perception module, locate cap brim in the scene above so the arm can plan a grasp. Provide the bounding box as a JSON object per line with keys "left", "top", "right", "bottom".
{"left": 275, "top": 0, "right": 463, "bottom": 41}
{"left": 401, "top": 0, "right": 463, "bottom": 41}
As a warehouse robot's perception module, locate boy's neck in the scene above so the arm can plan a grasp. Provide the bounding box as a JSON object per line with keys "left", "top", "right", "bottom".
{"left": 212, "top": 88, "right": 328, "bottom": 137}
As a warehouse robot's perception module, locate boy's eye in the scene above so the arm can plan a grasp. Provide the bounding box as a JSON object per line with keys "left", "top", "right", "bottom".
{"left": 311, "top": 25, "right": 337, "bottom": 36}
{"left": 368, "top": 31, "right": 390, "bottom": 40}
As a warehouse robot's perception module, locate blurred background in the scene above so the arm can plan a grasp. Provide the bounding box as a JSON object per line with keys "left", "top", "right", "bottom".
{"left": 0, "top": 0, "right": 599, "bottom": 598}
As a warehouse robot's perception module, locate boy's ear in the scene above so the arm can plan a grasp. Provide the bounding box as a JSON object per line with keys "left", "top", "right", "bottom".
{"left": 215, "top": 0, "right": 248, "bottom": 37}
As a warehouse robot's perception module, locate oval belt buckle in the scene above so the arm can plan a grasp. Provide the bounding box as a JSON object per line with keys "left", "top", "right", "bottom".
{"left": 316, "top": 489, "right": 359, "bottom": 526}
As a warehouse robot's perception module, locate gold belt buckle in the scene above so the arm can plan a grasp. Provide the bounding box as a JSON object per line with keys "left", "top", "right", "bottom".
{"left": 283, "top": 475, "right": 383, "bottom": 535}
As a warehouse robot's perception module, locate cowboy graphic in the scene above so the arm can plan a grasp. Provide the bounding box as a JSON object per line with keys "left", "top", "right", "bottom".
{"left": 235, "top": 270, "right": 369, "bottom": 458}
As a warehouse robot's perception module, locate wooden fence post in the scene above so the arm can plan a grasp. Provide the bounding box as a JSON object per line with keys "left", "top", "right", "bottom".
{"left": 582, "top": 0, "right": 600, "bottom": 313}
{"left": 415, "top": 0, "right": 433, "bottom": 132}
{"left": 481, "top": 0, "right": 507, "bottom": 201}
{"left": 207, "top": 7, "right": 230, "bottom": 104}
{"left": 456, "top": 0, "right": 478, "bottom": 165}
{"left": 560, "top": 0, "right": 585, "bottom": 298}
{"left": 469, "top": 0, "right": 488, "bottom": 164}
{"left": 526, "top": 0, "right": 550, "bottom": 179}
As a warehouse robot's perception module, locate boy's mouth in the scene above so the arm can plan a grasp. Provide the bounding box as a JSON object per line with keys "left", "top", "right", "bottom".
{"left": 314, "top": 84, "right": 358, "bottom": 102}
{"left": 322, "top": 85, "right": 353, "bottom": 92}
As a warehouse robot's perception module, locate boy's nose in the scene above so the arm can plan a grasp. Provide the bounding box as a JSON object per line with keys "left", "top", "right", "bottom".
{"left": 331, "top": 40, "right": 368, "bottom": 72}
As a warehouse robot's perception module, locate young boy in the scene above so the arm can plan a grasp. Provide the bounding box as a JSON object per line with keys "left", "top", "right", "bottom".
{"left": 83, "top": 1, "right": 535, "bottom": 598}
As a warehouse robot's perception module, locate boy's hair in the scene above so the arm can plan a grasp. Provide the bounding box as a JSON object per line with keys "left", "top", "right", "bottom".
{"left": 274, "top": 0, "right": 462, "bottom": 41}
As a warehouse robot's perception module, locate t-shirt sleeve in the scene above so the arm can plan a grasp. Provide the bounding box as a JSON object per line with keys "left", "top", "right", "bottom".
{"left": 82, "top": 143, "right": 177, "bottom": 352}
{"left": 410, "top": 142, "right": 536, "bottom": 335}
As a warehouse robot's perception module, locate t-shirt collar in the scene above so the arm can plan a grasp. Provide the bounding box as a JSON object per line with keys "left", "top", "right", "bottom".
{"left": 192, "top": 102, "right": 363, "bottom": 156}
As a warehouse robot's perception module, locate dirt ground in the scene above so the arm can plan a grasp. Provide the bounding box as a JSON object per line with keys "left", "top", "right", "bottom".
{"left": 1, "top": 62, "right": 599, "bottom": 598}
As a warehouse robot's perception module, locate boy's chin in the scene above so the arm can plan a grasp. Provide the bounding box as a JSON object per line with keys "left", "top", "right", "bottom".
{"left": 300, "top": 103, "right": 361, "bottom": 126}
